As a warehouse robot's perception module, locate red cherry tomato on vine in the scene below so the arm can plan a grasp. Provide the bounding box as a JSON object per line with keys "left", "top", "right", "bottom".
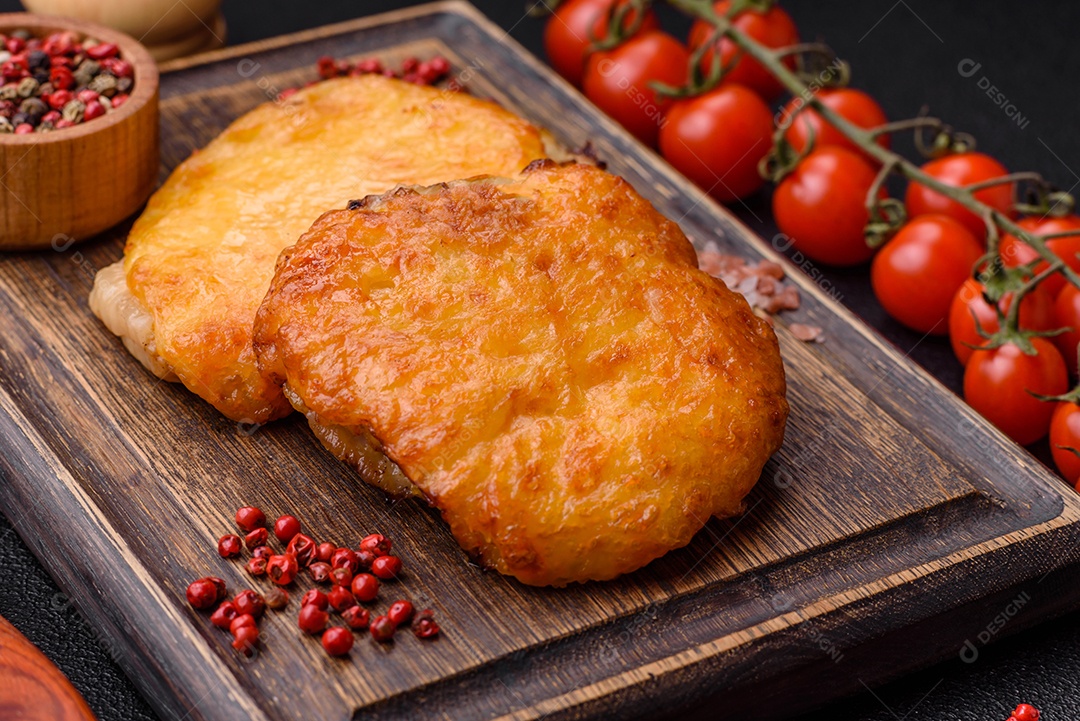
{"left": 905, "top": 152, "right": 1015, "bottom": 240}
{"left": 688, "top": 0, "right": 798, "bottom": 101}
{"left": 543, "top": 0, "right": 660, "bottom": 87}
{"left": 583, "top": 31, "right": 690, "bottom": 147}
{"left": 1050, "top": 402, "right": 1080, "bottom": 487}
{"left": 1053, "top": 283, "right": 1080, "bottom": 376}
{"left": 772, "top": 146, "right": 882, "bottom": 267}
{"left": 1000, "top": 214, "right": 1080, "bottom": 299}
{"left": 871, "top": 215, "right": 983, "bottom": 335}
{"left": 779, "top": 87, "right": 890, "bottom": 158}
{"left": 948, "top": 278, "right": 1056, "bottom": 365}
{"left": 963, "top": 337, "right": 1067, "bottom": 446}
{"left": 659, "top": 84, "right": 773, "bottom": 202}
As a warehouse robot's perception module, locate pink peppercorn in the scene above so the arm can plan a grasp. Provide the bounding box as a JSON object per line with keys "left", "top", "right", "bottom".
{"left": 85, "top": 42, "right": 118, "bottom": 60}
{"left": 47, "top": 89, "right": 73, "bottom": 110}
{"left": 82, "top": 100, "right": 105, "bottom": 121}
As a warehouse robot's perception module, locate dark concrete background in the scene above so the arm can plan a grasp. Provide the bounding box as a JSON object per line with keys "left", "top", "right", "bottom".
{"left": 1, "top": 1, "right": 1078, "bottom": 719}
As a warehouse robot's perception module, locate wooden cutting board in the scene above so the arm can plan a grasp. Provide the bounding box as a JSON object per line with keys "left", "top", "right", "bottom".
{"left": 2, "top": 3, "right": 1079, "bottom": 720}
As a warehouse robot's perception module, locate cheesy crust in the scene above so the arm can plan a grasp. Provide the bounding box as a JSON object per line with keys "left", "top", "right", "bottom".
{"left": 254, "top": 163, "right": 788, "bottom": 586}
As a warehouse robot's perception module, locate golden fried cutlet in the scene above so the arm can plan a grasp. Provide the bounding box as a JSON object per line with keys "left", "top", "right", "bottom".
{"left": 89, "top": 75, "right": 555, "bottom": 422}
{"left": 254, "top": 162, "right": 788, "bottom": 586}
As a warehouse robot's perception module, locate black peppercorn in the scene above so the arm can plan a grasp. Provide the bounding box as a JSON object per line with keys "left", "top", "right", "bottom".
{"left": 27, "top": 50, "right": 49, "bottom": 70}
{"left": 19, "top": 97, "right": 46, "bottom": 125}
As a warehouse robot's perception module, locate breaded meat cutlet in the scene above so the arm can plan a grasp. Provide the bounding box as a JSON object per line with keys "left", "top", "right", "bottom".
{"left": 254, "top": 162, "right": 788, "bottom": 586}
{"left": 90, "top": 75, "right": 556, "bottom": 422}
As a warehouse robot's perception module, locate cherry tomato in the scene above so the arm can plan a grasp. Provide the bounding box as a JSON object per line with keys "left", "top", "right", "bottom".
{"left": 543, "top": 0, "right": 659, "bottom": 87}
{"left": 1053, "top": 282, "right": 1080, "bottom": 376}
{"left": 1050, "top": 402, "right": 1080, "bottom": 487}
{"left": 963, "top": 337, "right": 1067, "bottom": 446}
{"left": 659, "top": 84, "right": 773, "bottom": 202}
{"left": 1000, "top": 214, "right": 1080, "bottom": 299}
{"left": 948, "top": 278, "right": 1056, "bottom": 365}
{"left": 905, "top": 152, "right": 1015, "bottom": 240}
{"left": 871, "top": 215, "right": 984, "bottom": 335}
{"left": 688, "top": 0, "right": 798, "bottom": 101}
{"left": 779, "top": 88, "right": 890, "bottom": 158}
{"left": 583, "top": 31, "right": 690, "bottom": 147}
{"left": 772, "top": 146, "right": 882, "bottom": 266}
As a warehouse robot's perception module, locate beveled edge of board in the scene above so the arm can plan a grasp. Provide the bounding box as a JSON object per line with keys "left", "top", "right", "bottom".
{"left": 0, "top": 383, "right": 273, "bottom": 721}
{"left": 157, "top": 1, "right": 477, "bottom": 74}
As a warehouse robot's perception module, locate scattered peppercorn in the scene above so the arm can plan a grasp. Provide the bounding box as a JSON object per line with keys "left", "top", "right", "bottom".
{"left": 330, "top": 567, "right": 354, "bottom": 587}
{"left": 1013, "top": 705, "right": 1040, "bottom": 721}
{"left": 412, "top": 609, "right": 440, "bottom": 639}
{"left": 217, "top": 534, "right": 242, "bottom": 558}
{"left": 328, "top": 585, "right": 358, "bottom": 613}
{"left": 287, "top": 54, "right": 454, "bottom": 101}
{"left": 301, "top": 589, "right": 329, "bottom": 610}
{"left": 370, "top": 615, "right": 396, "bottom": 643}
{"left": 206, "top": 577, "right": 227, "bottom": 600}
{"left": 309, "top": 561, "right": 332, "bottom": 584}
{"left": 298, "top": 603, "right": 329, "bottom": 634}
{"left": 286, "top": 533, "right": 316, "bottom": 567}
{"left": 229, "top": 614, "right": 257, "bottom": 634}
{"left": 209, "top": 602, "right": 238, "bottom": 630}
{"left": 355, "top": 549, "right": 377, "bottom": 570}
{"left": 267, "top": 553, "right": 299, "bottom": 585}
{"left": 232, "top": 625, "right": 259, "bottom": 657}
{"left": 0, "top": 28, "right": 136, "bottom": 133}
{"left": 235, "top": 506, "right": 266, "bottom": 532}
{"left": 331, "top": 547, "right": 359, "bottom": 575}
{"left": 316, "top": 542, "right": 336, "bottom": 563}
{"left": 186, "top": 578, "right": 222, "bottom": 610}
{"left": 371, "top": 555, "right": 402, "bottom": 580}
{"left": 233, "top": 590, "right": 266, "bottom": 618}
{"left": 342, "top": 606, "right": 370, "bottom": 631}
{"left": 273, "top": 515, "right": 301, "bottom": 543}
{"left": 387, "top": 600, "right": 414, "bottom": 626}
{"left": 189, "top": 506, "right": 439, "bottom": 661}
{"left": 321, "top": 626, "right": 354, "bottom": 657}
{"left": 244, "top": 527, "right": 269, "bottom": 550}
{"left": 359, "top": 533, "right": 392, "bottom": 557}
{"left": 264, "top": 587, "right": 290, "bottom": 611}
{"left": 351, "top": 573, "right": 380, "bottom": 603}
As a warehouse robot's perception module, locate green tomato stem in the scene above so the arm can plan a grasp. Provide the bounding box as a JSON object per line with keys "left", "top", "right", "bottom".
{"left": 666, "top": 0, "right": 1079, "bottom": 341}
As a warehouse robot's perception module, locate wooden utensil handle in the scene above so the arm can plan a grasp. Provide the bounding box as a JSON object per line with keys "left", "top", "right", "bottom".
{"left": 0, "top": 614, "right": 97, "bottom": 721}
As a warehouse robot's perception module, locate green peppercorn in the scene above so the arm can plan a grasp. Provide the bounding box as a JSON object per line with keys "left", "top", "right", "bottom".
{"left": 88, "top": 73, "right": 117, "bottom": 97}
{"left": 115, "top": 77, "right": 133, "bottom": 95}
{"left": 73, "top": 60, "right": 100, "bottom": 87}
{"left": 15, "top": 77, "right": 38, "bottom": 98}
{"left": 61, "top": 99, "right": 85, "bottom": 123}
{"left": 0, "top": 117, "right": 12, "bottom": 133}
{"left": 19, "top": 97, "right": 46, "bottom": 120}
{"left": 0, "top": 84, "right": 18, "bottom": 101}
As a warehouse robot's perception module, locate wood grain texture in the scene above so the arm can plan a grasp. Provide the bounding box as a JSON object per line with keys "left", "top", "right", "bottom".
{"left": 0, "top": 615, "right": 97, "bottom": 720}
{"left": 0, "top": 13, "right": 159, "bottom": 250}
{"left": 1, "top": 3, "right": 1079, "bottom": 720}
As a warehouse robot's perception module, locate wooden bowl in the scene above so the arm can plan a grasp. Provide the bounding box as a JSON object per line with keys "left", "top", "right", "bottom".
{"left": 19, "top": 0, "right": 225, "bottom": 61}
{"left": 0, "top": 13, "right": 158, "bottom": 251}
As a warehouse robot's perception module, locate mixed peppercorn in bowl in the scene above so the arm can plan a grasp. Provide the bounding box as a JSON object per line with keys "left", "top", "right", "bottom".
{"left": 0, "top": 25, "right": 135, "bottom": 134}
